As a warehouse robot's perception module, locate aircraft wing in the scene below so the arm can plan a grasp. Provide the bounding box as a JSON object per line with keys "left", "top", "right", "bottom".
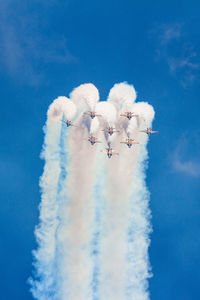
{"left": 101, "top": 129, "right": 119, "bottom": 133}
{"left": 120, "top": 141, "right": 139, "bottom": 145}
{"left": 61, "top": 120, "right": 79, "bottom": 127}
{"left": 112, "top": 151, "right": 119, "bottom": 155}
{"left": 84, "top": 112, "right": 101, "bottom": 116}
{"left": 83, "top": 112, "right": 93, "bottom": 116}
{"left": 120, "top": 113, "right": 137, "bottom": 117}
{"left": 101, "top": 150, "right": 108, "bottom": 154}
{"left": 71, "top": 124, "right": 79, "bottom": 127}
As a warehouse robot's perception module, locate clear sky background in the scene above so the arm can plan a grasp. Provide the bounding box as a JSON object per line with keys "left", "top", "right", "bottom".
{"left": 0, "top": 1, "right": 200, "bottom": 299}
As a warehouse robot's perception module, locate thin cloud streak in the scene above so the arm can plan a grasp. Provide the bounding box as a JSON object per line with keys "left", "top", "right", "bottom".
{"left": 173, "top": 158, "right": 200, "bottom": 177}
{"left": 173, "top": 152, "right": 200, "bottom": 177}
{"left": 150, "top": 23, "right": 200, "bottom": 87}
{"left": 159, "top": 23, "right": 182, "bottom": 45}
{"left": 0, "top": 1, "right": 76, "bottom": 84}
{"left": 171, "top": 135, "right": 200, "bottom": 177}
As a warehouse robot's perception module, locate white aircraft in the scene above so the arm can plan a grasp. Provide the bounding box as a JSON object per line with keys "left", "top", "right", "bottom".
{"left": 101, "top": 146, "right": 119, "bottom": 158}
{"left": 139, "top": 128, "right": 158, "bottom": 136}
{"left": 120, "top": 112, "right": 138, "bottom": 120}
{"left": 102, "top": 127, "right": 120, "bottom": 136}
{"left": 120, "top": 138, "right": 139, "bottom": 148}
{"left": 84, "top": 111, "right": 102, "bottom": 119}
{"left": 85, "top": 136, "right": 101, "bottom": 146}
{"left": 61, "top": 120, "right": 78, "bottom": 127}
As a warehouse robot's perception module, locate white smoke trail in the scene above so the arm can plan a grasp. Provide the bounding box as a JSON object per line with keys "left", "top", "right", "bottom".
{"left": 30, "top": 98, "right": 66, "bottom": 299}
{"left": 48, "top": 96, "right": 77, "bottom": 122}
{"left": 97, "top": 85, "right": 133, "bottom": 300}
{"left": 95, "top": 101, "right": 117, "bottom": 146}
{"left": 91, "top": 153, "right": 106, "bottom": 300}
{"left": 70, "top": 83, "right": 99, "bottom": 111}
{"left": 108, "top": 82, "right": 137, "bottom": 111}
{"left": 126, "top": 140, "right": 151, "bottom": 300}
{"left": 54, "top": 84, "right": 100, "bottom": 300}
{"left": 30, "top": 96, "right": 76, "bottom": 300}
{"left": 107, "top": 82, "right": 137, "bottom": 149}
{"left": 90, "top": 117, "right": 100, "bottom": 135}
{"left": 123, "top": 103, "right": 154, "bottom": 300}
{"left": 98, "top": 83, "right": 155, "bottom": 300}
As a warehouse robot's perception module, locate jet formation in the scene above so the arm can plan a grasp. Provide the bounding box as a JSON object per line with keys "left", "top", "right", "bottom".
{"left": 62, "top": 111, "right": 157, "bottom": 159}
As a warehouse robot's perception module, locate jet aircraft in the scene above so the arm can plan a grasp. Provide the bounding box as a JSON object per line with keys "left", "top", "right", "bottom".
{"left": 85, "top": 136, "right": 101, "bottom": 145}
{"left": 101, "top": 146, "right": 119, "bottom": 158}
{"left": 61, "top": 120, "right": 77, "bottom": 127}
{"left": 84, "top": 111, "right": 102, "bottom": 119}
{"left": 102, "top": 127, "right": 120, "bottom": 136}
{"left": 120, "top": 138, "right": 139, "bottom": 148}
{"left": 120, "top": 112, "right": 138, "bottom": 120}
{"left": 139, "top": 128, "right": 158, "bottom": 136}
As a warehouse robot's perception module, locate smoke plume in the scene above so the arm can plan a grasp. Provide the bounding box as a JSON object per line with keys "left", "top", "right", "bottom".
{"left": 31, "top": 83, "right": 155, "bottom": 300}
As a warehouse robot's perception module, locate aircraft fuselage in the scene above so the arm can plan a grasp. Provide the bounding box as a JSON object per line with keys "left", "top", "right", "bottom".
{"left": 88, "top": 136, "right": 98, "bottom": 145}
{"left": 108, "top": 131, "right": 114, "bottom": 136}
{"left": 63, "top": 120, "right": 72, "bottom": 127}
{"left": 127, "top": 143, "right": 132, "bottom": 148}
{"left": 107, "top": 149, "right": 113, "bottom": 158}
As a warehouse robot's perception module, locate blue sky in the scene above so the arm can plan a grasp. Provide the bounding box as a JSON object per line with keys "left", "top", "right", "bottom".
{"left": 0, "top": 0, "right": 200, "bottom": 299}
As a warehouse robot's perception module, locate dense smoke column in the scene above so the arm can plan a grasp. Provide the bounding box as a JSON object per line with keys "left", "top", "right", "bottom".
{"left": 126, "top": 136, "right": 152, "bottom": 300}
{"left": 30, "top": 100, "right": 64, "bottom": 299}
{"left": 30, "top": 97, "right": 77, "bottom": 300}
{"left": 115, "top": 101, "right": 154, "bottom": 300}
{"left": 97, "top": 83, "right": 136, "bottom": 300}
{"left": 54, "top": 84, "right": 100, "bottom": 300}
{"left": 98, "top": 84, "right": 154, "bottom": 300}
{"left": 91, "top": 155, "right": 106, "bottom": 300}
{"left": 51, "top": 122, "right": 70, "bottom": 300}
{"left": 120, "top": 122, "right": 152, "bottom": 300}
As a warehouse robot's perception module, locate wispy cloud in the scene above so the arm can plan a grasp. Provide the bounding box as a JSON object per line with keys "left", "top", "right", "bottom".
{"left": 0, "top": 1, "right": 76, "bottom": 85}
{"left": 158, "top": 23, "right": 182, "bottom": 45}
{"left": 173, "top": 158, "right": 200, "bottom": 177}
{"left": 171, "top": 135, "right": 200, "bottom": 177}
{"left": 150, "top": 23, "right": 200, "bottom": 87}
{"left": 167, "top": 47, "right": 200, "bottom": 87}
